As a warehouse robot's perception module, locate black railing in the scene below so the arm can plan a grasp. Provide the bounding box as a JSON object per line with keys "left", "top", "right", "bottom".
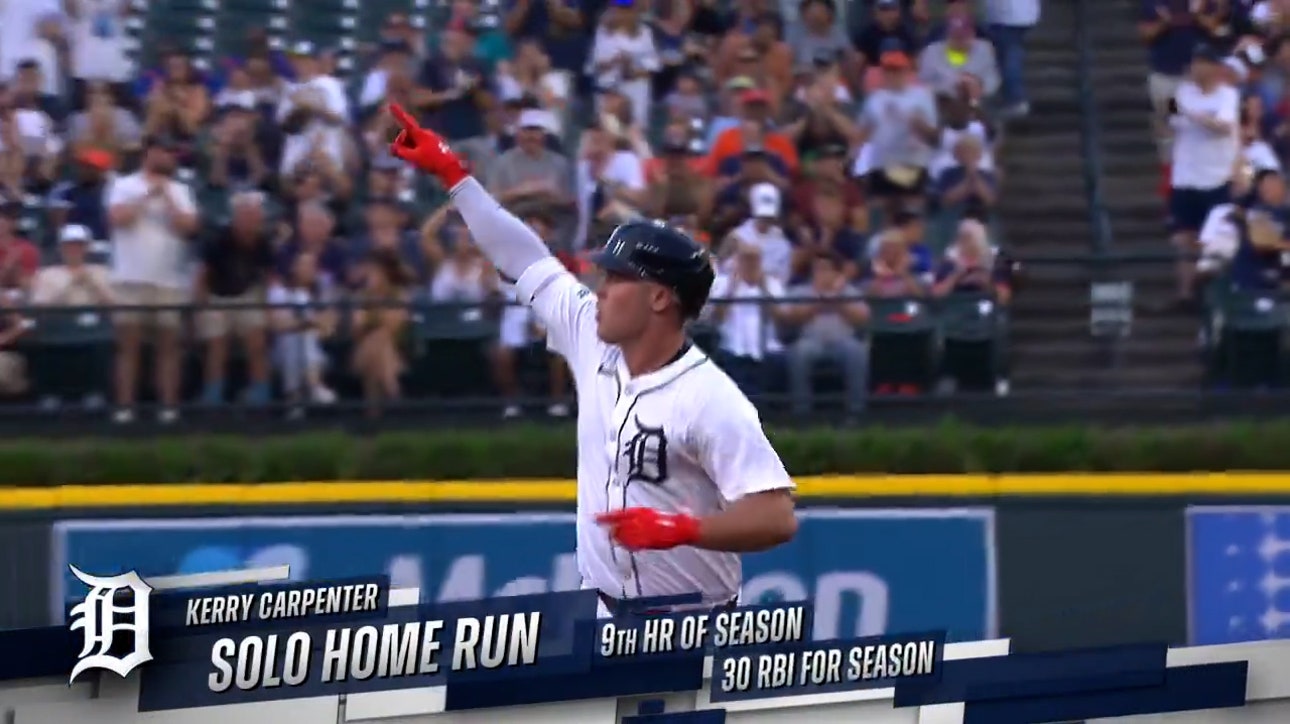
{"left": 1075, "top": 0, "right": 1116, "bottom": 258}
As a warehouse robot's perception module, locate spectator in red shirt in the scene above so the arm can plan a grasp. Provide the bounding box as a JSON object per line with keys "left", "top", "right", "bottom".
{"left": 0, "top": 201, "right": 40, "bottom": 292}
{"left": 789, "top": 143, "right": 866, "bottom": 231}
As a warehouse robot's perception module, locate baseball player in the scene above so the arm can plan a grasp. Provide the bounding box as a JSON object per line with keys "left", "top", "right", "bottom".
{"left": 387, "top": 104, "right": 797, "bottom": 618}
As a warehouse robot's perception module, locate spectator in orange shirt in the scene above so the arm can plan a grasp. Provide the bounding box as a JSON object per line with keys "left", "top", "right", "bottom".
{"left": 708, "top": 89, "right": 800, "bottom": 174}
{"left": 644, "top": 119, "right": 709, "bottom": 184}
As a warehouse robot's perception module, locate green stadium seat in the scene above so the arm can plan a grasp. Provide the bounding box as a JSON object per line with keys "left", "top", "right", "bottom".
{"left": 30, "top": 309, "right": 114, "bottom": 346}
{"left": 1213, "top": 289, "right": 1286, "bottom": 334}
{"left": 937, "top": 293, "right": 1003, "bottom": 343}
{"left": 866, "top": 297, "right": 937, "bottom": 335}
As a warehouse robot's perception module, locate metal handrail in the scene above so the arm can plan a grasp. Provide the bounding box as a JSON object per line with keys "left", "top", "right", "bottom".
{"left": 1075, "top": 0, "right": 1116, "bottom": 257}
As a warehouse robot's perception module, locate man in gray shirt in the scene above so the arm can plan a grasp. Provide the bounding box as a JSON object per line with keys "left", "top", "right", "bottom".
{"left": 857, "top": 50, "right": 939, "bottom": 207}
{"left": 786, "top": 0, "right": 855, "bottom": 69}
{"left": 486, "top": 108, "right": 575, "bottom": 245}
{"left": 918, "top": 17, "right": 1001, "bottom": 100}
{"left": 784, "top": 253, "right": 871, "bottom": 418}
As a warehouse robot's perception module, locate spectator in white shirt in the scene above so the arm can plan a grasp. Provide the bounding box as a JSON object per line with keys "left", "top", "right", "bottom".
{"left": 929, "top": 90, "right": 997, "bottom": 180}
{"left": 268, "top": 250, "right": 338, "bottom": 411}
{"left": 66, "top": 0, "right": 134, "bottom": 103}
{"left": 587, "top": 0, "right": 660, "bottom": 128}
{"left": 31, "top": 224, "right": 114, "bottom": 307}
{"left": 708, "top": 242, "right": 790, "bottom": 396}
{"left": 0, "top": 0, "right": 62, "bottom": 92}
{"left": 277, "top": 41, "right": 352, "bottom": 177}
{"left": 575, "top": 122, "right": 647, "bottom": 249}
{"left": 105, "top": 136, "right": 199, "bottom": 424}
{"left": 721, "top": 182, "right": 795, "bottom": 284}
{"left": 495, "top": 39, "right": 572, "bottom": 133}
{"left": 1168, "top": 44, "right": 1240, "bottom": 305}
{"left": 430, "top": 232, "right": 495, "bottom": 304}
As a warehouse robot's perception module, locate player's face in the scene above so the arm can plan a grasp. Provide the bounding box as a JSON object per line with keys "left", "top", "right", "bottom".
{"left": 594, "top": 271, "right": 658, "bottom": 343}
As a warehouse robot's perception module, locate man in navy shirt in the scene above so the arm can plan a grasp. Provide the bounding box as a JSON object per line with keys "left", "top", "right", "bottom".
{"left": 46, "top": 149, "right": 113, "bottom": 246}
{"left": 416, "top": 21, "right": 495, "bottom": 149}
{"left": 504, "top": 0, "right": 588, "bottom": 73}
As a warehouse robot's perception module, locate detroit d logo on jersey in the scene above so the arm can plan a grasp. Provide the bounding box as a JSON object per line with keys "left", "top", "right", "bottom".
{"left": 67, "top": 565, "right": 155, "bottom": 684}
{"left": 624, "top": 417, "right": 668, "bottom": 485}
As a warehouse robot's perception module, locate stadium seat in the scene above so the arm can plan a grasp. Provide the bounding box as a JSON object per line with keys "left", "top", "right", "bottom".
{"left": 938, "top": 293, "right": 1004, "bottom": 343}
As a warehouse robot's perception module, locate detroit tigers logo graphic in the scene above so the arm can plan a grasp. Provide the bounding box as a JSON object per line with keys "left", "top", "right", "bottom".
{"left": 624, "top": 417, "right": 668, "bottom": 485}
{"left": 67, "top": 566, "right": 155, "bottom": 684}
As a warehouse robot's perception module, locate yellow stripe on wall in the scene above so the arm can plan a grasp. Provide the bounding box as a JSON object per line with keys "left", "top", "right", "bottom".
{"left": 1, "top": 473, "right": 1290, "bottom": 510}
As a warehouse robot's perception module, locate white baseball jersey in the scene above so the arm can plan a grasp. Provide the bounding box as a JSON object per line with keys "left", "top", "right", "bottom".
{"left": 514, "top": 256, "right": 796, "bottom": 604}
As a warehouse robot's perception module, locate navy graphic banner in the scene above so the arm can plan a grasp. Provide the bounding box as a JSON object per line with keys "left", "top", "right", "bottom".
{"left": 52, "top": 509, "right": 996, "bottom": 641}
{"left": 1187, "top": 505, "right": 1290, "bottom": 645}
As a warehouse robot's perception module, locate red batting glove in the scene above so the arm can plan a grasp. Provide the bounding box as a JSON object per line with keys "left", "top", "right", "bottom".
{"left": 387, "top": 103, "right": 471, "bottom": 189}
{"left": 596, "top": 508, "right": 702, "bottom": 551}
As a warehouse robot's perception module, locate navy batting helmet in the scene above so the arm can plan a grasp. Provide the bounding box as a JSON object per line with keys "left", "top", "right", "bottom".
{"left": 590, "top": 221, "right": 715, "bottom": 319}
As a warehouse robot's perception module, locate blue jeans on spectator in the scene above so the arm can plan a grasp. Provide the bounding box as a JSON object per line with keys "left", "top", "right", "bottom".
{"left": 989, "top": 24, "right": 1030, "bottom": 107}
{"left": 788, "top": 336, "right": 869, "bottom": 416}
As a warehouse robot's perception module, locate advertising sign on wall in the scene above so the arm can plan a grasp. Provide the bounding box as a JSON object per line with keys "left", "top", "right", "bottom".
{"left": 1188, "top": 505, "right": 1290, "bottom": 645}
{"left": 53, "top": 509, "right": 996, "bottom": 641}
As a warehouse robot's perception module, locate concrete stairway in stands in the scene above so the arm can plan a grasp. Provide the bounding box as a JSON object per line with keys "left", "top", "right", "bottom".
{"left": 999, "top": 0, "right": 1201, "bottom": 390}
{"left": 1085, "top": 0, "right": 1204, "bottom": 388}
{"left": 995, "top": 0, "right": 1097, "bottom": 389}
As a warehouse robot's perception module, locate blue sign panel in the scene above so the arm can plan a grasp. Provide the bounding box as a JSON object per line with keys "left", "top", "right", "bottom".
{"left": 53, "top": 509, "right": 996, "bottom": 642}
{"left": 1188, "top": 505, "right": 1290, "bottom": 644}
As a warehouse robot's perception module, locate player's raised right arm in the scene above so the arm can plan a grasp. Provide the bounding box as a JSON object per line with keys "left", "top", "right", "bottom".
{"left": 387, "top": 104, "right": 595, "bottom": 360}
{"left": 386, "top": 103, "right": 550, "bottom": 282}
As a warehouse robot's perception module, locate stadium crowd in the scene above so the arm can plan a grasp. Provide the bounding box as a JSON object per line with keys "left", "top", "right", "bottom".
{"left": 0, "top": 0, "right": 1029, "bottom": 422}
{"left": 1143, "top": 0, "right": 1290, "bottom": 386}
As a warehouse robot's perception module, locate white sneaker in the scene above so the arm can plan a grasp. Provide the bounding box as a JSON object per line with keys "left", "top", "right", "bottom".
{"left": 502, "top": 404, "right": 522, "bottom": 419}
{"left": 547, "top": 402, "right": 570, "bottom": 418}
{"left": 995, "top": 379, "right": 1011, "bottom": 397}
{"left": 158, "top": 408, "right": 179, "bottom": 424}
{"left": 310, "top": 385, "right": 337, "bottom": 404}
{"left": 112, "top": 408, "right": 134, "bottom": 424}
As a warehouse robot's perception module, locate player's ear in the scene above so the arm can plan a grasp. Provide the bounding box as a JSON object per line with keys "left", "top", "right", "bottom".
{"left": 648, "top": 284, "right": 672, "bottom": 315}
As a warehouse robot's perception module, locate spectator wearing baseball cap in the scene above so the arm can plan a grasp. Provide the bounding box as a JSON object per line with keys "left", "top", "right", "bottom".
{"left": 708, "top": 89, "right": 801, "bottom": 174}
{"left": 46, "top": 148, "right": 115, "bottom": 243}
{"left": 32, "top": 224, "right": 113, "bottom": 306}
{"left": 855, "top": 50, "right": 938, "bottom": 214}
{"left": 486, "top": 108, "right": 575, "bottom": 225}
{"left": 720, "top": 182, "right": 794, "bottom": 286}
{"left": 28, "top": 223, "right": 114, "bottom": 408}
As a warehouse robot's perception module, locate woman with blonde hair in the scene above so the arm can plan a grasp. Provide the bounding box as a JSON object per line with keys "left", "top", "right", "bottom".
{"left": 932, "top": 219, "right": 1010, "bottom": 303}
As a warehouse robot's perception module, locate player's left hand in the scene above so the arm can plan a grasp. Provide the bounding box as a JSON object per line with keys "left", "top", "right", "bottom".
{"left": 596, "top": 508, "right": 701, "bottom": 551}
